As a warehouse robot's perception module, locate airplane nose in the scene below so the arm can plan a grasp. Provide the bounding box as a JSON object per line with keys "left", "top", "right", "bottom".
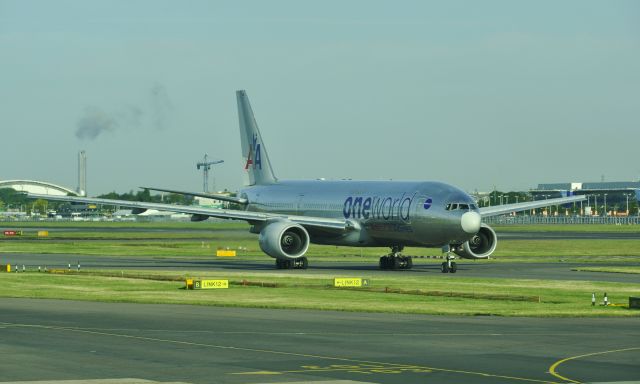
{"left": 461, "top": 211, "right": 481, "bottom": 234}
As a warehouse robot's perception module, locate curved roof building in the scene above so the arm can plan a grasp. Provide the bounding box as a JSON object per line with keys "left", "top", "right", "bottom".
{"left": 0, "top": 180, "right": 77, "bottom": 196}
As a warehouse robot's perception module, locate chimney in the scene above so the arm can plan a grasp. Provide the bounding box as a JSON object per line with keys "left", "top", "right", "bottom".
{"left": 77, "top": 150, "right": 86, "bottom": 196}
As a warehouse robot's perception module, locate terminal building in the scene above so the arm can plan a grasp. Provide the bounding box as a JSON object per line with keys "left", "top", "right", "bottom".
{"left": 0, "top": 180, "right": 77, "bottom": 197}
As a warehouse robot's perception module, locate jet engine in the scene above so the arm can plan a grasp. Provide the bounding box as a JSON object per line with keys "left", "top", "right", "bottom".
{"left": 452, "top": 224, "right": 497, "bottom": 259}
{"left": 190, "top": 214, "right": 209, "bottom": 222}
{"left": 258, "top": 221, "right": 310, "bottom": 260}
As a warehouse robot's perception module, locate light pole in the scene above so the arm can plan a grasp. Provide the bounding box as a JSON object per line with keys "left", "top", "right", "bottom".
{"left": 579, "top": 199, "right": 583, "bottom": 216}
{"left": 594, "top": 195, "right": 598, "bottom": 216}
{"left": 545, "top": 195, "right": 550, "bottom": 216}
{"left": 604, "top": 193, "right": 608, "bottom": 217}
{"left": 625, "top": 193, "right": 630, "bottom": 215}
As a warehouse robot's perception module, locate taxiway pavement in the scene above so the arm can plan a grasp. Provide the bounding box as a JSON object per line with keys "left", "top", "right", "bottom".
{"left": 1, "top": 299, "right": 638, "bottom": 384}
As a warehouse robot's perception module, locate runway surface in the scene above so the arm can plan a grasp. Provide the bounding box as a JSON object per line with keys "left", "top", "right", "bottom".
{"left": 2, "top": 252, "right": 639, "bottom": 284}
{"left": 1, "top": 298, "right": 639, "bottom": 384}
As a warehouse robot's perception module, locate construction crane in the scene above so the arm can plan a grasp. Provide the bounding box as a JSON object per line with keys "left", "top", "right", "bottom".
{"left": 197, "top": 154, "right": 224, "bottom": 193}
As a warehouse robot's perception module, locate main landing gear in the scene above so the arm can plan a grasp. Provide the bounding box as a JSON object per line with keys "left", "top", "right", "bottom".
{"left": 440, "top": 246, "right": 457, "bottom": 273}
{"left": 379, "top": 245, "right": 413, "bottom": 270}
{"left": 275, "top": 257, "right": 308, "bottom": 270}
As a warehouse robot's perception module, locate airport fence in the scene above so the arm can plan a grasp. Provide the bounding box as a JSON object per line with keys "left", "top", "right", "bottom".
{"left": 484, "top": 215, "right": 640, "bottom": 225}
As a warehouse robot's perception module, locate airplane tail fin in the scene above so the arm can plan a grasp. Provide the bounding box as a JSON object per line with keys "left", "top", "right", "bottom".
{"left": 236, "top": 90, "right": 277, "bottom": 186}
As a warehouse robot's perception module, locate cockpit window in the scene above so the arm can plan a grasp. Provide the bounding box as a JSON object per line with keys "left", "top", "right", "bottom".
{"left": 445, "top": 202, "right": 475, "bottom": 211}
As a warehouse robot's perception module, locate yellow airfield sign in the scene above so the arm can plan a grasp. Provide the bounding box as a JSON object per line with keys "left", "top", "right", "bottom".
{"left": 193, "top": 279, "right": 229, "bottom": 289}
{"left": 216, "top": 250, "right": 236, "bottom": 257}
{"left": 334, "top": 278, "right": 370, "bottom": 288}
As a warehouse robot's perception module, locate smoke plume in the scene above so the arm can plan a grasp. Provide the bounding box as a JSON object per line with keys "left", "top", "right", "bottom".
{"left": 150, "top": 83, "right": 173, "bottom": 131}
{"left": 75, "top": 106, "right": 118, "bottom": 140}
{"left": 75, "top": 83, "right": 173, "bottom": 141}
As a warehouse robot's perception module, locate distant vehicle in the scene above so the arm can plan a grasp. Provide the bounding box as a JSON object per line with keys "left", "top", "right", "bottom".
{"left": 29, "top": 91, "right": 584, "bottom": 273}
{"left": 70, "top": 212, "right": 84, "bottom": 221}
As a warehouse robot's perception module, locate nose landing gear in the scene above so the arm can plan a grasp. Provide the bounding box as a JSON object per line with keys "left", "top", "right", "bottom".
{"left": 379, "top": 245, "right": 413, "bottom": 270}
{"left": 440, "top": 245, "right": 457, "bottom": 273}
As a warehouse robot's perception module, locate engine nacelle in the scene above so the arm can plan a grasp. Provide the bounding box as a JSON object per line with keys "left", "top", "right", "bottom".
{"left": 452, "top": 224, "right": 497, "bottom": 259}
{"left": 190, "top": 214, "right": 209, "bottom": 222}
{"left": 258, "top": 221, "right": 310, "bottom": 260}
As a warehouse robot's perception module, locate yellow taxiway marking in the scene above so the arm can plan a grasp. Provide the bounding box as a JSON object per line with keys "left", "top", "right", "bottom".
{"left": 3, "top": 322, "right": 558, "bottom": 384}
{"left": 548, "top": 346, "right": 640, "bottom": 384}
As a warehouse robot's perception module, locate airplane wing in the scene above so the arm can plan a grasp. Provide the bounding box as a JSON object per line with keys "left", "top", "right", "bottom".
{"left": 26, "top": 193, "right": 349, "bottom": 231}
{"left": 140, "top": 186, "right": 248, "bottom": 205}
{"left": 479, "top": 195, "right": 586, "bottom": 218}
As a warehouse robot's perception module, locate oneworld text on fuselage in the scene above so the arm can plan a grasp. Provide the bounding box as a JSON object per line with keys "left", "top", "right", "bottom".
{"left": 342, "top": 192, "right": 417, "bottom": 221}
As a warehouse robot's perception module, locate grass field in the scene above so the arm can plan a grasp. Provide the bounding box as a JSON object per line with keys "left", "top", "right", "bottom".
{"left": 1, "top": 221, "right": 639, "bottom": 317}
{"left": 1, "top": 270, "right": 638, "bottom": 317}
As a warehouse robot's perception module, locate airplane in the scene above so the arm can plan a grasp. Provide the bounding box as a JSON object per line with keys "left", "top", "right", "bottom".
{"left": 28, "top": 90, "right": 585, "bottom": 273}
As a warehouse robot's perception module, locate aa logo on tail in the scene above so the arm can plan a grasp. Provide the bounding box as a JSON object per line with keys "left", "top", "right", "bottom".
{"left": 244, "top": 134, "right": 262, "bottom": 170}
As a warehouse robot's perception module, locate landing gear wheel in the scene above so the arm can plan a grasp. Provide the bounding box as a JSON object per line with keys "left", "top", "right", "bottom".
{"left": 297, "top": 257, "right": 308, "bottom": 270}
{"left": 275, "top": 259, "right": 294, "bottom": 269}
{"left": 379, "top": 246, "right": 412, "bottom": 270}
{"left": 449, "top": 262, "right": 457, "bottom": 273}
{"left": 441, "top": 262, "right": 449, "bottom": 273}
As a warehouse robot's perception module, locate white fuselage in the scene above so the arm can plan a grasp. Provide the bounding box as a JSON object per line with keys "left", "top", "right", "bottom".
{"left": 240, "top": 179, "right": 480, "bottom": 248}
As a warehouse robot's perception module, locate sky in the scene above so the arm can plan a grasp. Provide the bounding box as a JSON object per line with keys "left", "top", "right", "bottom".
{"left": 1, "top": 0, "right": 639, "bottom": 195}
